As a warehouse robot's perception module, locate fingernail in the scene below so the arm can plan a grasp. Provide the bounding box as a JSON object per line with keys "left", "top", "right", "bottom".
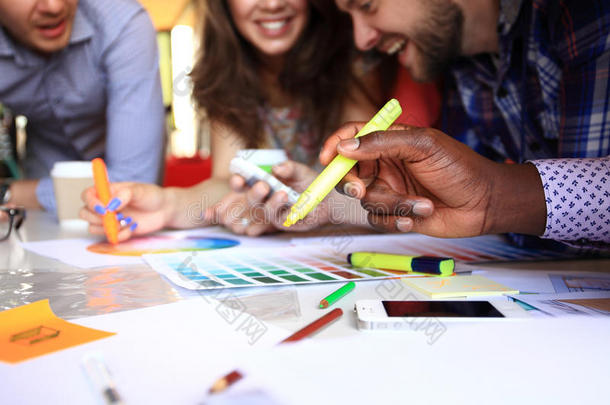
{"left": 106, "top": 198, "right": 121, "bottom": 212}
{"left": 272, "top": 162, "right": 289, "bottom": 176}
{"left": 123, "top": 216, "right": 133, "bottom": 226}
{"left": 412, "top": 201, "right": 433, "bottom": 216}
{"left": 340, "top": 138, "right": 360, "bottom": 151}
{"left": 130, "top": 222, "right": 138, "bottom": 232}
{"left": 343, "top": 182, "right": 359, "bottom": 198}
{"left": 396, "top": 217, "right": 413, "bottom": 232}
{"left": 277, "top": 191, "right": 288, "bottom": 204}
{"left": 116, "top": 213, "right": 124, "bottom": 220}
{"left": 94, "top": 205, "right": 106, "bottom": 215}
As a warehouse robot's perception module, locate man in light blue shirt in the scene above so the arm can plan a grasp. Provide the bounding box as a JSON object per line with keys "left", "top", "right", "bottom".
{"left": 0, "top": 0, "right": 165, "bottom": 214}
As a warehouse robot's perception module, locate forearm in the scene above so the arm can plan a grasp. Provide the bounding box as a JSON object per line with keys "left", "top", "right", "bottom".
{"left": 7, "top": 180, "right": 43, "bottom": 209}
{"left": 486, "top": 162, "right": 547, "bottom": 236}
{"left": 163, "top": 178, "right": 231, "bottom": 229}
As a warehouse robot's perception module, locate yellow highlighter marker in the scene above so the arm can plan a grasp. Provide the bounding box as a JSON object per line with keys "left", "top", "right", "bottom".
{"left": 348, "top": 252, "right": 455, "bottom": 277}
{"left": 283, "top": 99, "right": 402, "bottom": 227}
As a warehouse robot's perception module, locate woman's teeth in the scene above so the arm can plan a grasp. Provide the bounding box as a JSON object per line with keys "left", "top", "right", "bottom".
{"left": 260, "top": 20, "right": 287, "bottom": 30}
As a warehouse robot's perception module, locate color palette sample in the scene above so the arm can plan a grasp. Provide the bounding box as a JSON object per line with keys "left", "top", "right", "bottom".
{"left": 87, "top": 235, "right": 240, "bottom": 256}
{"left": 143, "top": 246, "right": 414, "bottom": 290}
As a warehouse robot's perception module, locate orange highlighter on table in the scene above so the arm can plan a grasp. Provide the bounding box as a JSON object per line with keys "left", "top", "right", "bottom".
{"left": 91, "top": 158, "right": 119, "bottom": 245}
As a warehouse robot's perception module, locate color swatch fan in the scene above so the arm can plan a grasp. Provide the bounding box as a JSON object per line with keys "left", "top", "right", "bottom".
{"left": 143, "top": 246, "right": 421, "bottom": 290}
{"left": 87, "top": 235, "right": 240, "bottom": 256}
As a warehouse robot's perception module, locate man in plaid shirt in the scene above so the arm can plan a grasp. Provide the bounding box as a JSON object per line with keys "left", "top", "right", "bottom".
{"left": 324, "top": 0, "right": 609, "bottom": 248}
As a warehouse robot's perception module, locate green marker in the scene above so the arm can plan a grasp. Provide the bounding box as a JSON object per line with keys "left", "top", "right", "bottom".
{"left": 348, "top": 252, "right": 455, "bottom": 277}
{"left": 319, "top": 282, "right": 355, "bottom": 309}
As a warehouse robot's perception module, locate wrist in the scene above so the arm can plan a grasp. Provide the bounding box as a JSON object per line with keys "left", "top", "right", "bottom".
{"left": 5, "top": 180, "right": 42, "bottom": 209}
{"left": 163, "top": 186, "right": 211, "bottom": 229}
{"left": 161, "top": 187, "right": 181, "bottom": 228}
{"left": 486, "top": 163, "right": 547, "bottom": 235}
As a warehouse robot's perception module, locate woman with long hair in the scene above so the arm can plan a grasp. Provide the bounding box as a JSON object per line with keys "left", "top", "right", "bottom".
{"left": 80, "top": 0, "right": 378, "bottom": 240}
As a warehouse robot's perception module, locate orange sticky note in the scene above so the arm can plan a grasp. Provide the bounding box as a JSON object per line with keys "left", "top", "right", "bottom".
{"left": 0, "top": 300, "right": 115, "bottom": 364}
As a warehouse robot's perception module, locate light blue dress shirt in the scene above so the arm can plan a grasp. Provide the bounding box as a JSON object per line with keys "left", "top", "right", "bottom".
{"left": 0, "top": 0, "right": 165, "bottom": 213}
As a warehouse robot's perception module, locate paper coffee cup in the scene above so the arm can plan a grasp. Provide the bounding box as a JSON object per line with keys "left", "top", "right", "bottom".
{"left": 236, "top": 149, "right": 287, "bottom": 173}
{"left": 51, "top": 161, "right": 94, "bottom": 224}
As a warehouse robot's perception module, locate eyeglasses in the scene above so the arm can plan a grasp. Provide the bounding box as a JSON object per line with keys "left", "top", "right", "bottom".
{"left": 0, "top": 206, "right": 26, "bottom": 241}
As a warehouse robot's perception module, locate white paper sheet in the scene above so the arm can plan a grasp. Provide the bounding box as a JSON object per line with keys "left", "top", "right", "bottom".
{"left": 0, "top": 298, "right": 288, "bottom": 405}
{"left": 235, "top": 318, "right": 610, "bottom": 405}
{"left": 549, "top": 273, "right": 610, "bottom": 292}
{"left": 20, "top": 227, "right": 291, "bottom": 269}
{"left": 510, "top": 292, "right": 610, "bottom": 317}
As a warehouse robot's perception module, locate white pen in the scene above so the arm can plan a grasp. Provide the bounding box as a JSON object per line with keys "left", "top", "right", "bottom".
{"left": 82, "top": 353, "right": 125, "bottom": 405}
{"left": 229, "top": 157, "right": 300, "bottom": 204}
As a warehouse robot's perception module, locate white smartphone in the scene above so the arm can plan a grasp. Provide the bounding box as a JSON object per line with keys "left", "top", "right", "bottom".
{"left": 355, "top": 299, "right": 529, "bottom": 330}
{"left": 229, "top": 157, "right": 300, "bottom": 204}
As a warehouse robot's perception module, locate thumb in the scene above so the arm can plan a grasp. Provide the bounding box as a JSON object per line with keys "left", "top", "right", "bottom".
{"left": 336, "top": 127, "right": 437, "bottom": 162}
{"left": 271, "top": 160, "right": 300, "bottom": 181}
{"left": 319, "top": 122, "right": 367, "bottom": 166}
{"left": 272, "top": 160, "right": 316, "bottom": 192}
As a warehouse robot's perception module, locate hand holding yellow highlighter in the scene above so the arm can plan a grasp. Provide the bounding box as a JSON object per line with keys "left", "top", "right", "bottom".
{"left": 284, "top": 99, "right": 402, "bottom": 227}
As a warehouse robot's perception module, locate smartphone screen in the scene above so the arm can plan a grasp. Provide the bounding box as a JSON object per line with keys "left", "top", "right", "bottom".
{"left": 382, "top": 301, "right": 505, "bottom": 318}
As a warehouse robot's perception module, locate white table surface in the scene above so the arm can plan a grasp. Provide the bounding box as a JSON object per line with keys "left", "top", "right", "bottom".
{"left": 2, "top": 211, "right": 610, "bottom": 404}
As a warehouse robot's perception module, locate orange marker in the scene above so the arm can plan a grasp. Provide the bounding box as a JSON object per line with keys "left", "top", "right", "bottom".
{"left": 92, "top": 158, "right": 119, "bottom": 245}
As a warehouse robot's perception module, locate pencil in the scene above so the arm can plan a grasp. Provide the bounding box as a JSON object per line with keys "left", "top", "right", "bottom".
{"left": 92, "top": 158, "right": 119, "bottom": 245}
{"left": 319, "top": 282, "right": 355, "bottom": 308}
{"left": 209, "top": 308, "right": 343, "bottom": 394}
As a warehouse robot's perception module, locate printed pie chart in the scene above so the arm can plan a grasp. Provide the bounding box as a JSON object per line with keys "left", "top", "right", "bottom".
{"left": 87, "top": 235, "right": 240, "bottom": 256}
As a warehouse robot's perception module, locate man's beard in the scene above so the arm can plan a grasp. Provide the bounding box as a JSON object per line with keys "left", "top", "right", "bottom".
{"left": 412, "top": 0, "right": 463, "bottom": 81}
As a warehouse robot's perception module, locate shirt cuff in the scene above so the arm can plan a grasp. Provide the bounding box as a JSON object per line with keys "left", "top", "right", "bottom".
{"left": 36, "top": 177, "right": 57, "bottom": 215}
{"left": 530, "top": 157, "right": 610, "bottom": 245}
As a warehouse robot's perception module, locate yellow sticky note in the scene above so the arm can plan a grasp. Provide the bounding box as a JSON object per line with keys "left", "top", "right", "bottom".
{"left": 0, "top": 300, "right": 115, "bottom": 364}
{"left": 402, "top": 275, "right": 519, "bottom": 298}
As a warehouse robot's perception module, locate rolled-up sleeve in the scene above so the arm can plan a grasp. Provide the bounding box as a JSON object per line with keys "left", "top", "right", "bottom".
{"left": 36, "top": 177, "right": 56, "bottom": 213}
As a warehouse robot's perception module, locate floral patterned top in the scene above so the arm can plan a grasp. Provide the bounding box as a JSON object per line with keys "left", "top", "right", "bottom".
{"left": 258, "top": 105, "right": 320, "bottom": 167}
